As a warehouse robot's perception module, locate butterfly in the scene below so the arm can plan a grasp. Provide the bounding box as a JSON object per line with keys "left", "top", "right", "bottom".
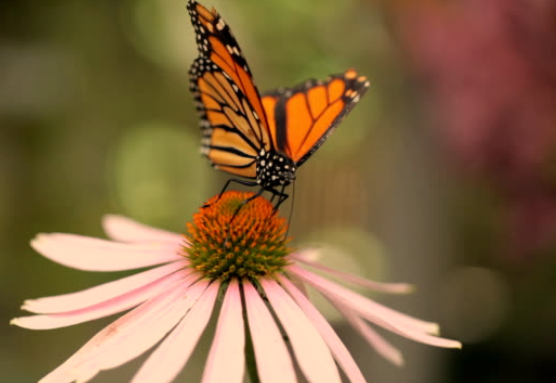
{"left": 187, "top": 0, "right": 369, "bottom": 210}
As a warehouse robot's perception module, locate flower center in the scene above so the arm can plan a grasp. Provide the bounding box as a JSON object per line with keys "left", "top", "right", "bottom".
{"left": 184, "top": 191, "right": 291, "bottom": 281}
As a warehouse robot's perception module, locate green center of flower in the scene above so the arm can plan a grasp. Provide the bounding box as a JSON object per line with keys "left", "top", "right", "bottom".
{"left": 183, "top": 191, "right": 291, "bottom": 282}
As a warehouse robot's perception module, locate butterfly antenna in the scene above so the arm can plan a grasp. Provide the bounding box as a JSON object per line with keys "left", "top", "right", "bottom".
{"left": 285, "top": 181, "right": 295, "bottom": 240}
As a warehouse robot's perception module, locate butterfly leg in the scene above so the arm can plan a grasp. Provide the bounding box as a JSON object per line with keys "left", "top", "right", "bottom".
{"left": 276, "top": 193, "right": 289, "bottom": 211}
{"left": 223, "top": 188, "right": 265, "bottom": 246}
{"left": 267, "top": 186, "right": 291, "bottom": 241}
{"left": 203, "top": 178, "right": 259, "bottom": 208}
{"left": 267, "top": 186, "right": 289, "bottom": 212}
{"left": 229, "top": 187, "right": 265, "bottom": 222}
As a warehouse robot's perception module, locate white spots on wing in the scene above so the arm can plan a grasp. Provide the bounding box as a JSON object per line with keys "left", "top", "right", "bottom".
{"left": 201, "top": 137, "right": 211, "bottom": 147}
{"left": 216, "top": 18, "right": 226, "bottom": 31}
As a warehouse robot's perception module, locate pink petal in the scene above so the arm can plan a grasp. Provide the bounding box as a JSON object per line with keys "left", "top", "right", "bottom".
{"left": 88, "top": 280, "right": 210, "bottom": 372}
{"left": 325, "top": 292, "right": 462, "bottom": 349}
{"left": 71, "top": 369, "right": 97, "bottom": 383}
{"left": 289, "top": 265, "right": 439, "bottom": 335}
{"left": 22, "top": 261, "right": 187, "bottom": 314}
{"left": 102, "top": 215, "right": 183, "bottom": 244}
{"left": 243, "top": 281, "right": 297, "bottom": 383}
{"left": 131, "top": 282, "right": 220, "bottom": 383}
{"left": 31, "top": 233, "right": 182, "bottom": 271}
{"left": 261, "top": 278, "right": 342, "bottom": 383}
{"left": 288, "top": 274, "right": 309, "bottom": 297}
{"left": 38, "top": 277, "right": 200, "bottom": 383}
{"left": 202, "top": 280, "right": 245, "bottom": 383}
{"left": 291, "top": 252, "right": 413, "bottom": 294}
{"left": 279, "top": 276, "right": 366, "bottom": 383}
{"left": 12, "top": 269, "right": 192, "bottom": 330}
{"left": 335, "top": 303, "right": 404, "bottom": 367}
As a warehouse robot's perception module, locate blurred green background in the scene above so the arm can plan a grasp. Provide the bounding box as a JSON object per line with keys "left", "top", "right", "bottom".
{"left": 2, "top": 0, "right": 556, "bottom": 382}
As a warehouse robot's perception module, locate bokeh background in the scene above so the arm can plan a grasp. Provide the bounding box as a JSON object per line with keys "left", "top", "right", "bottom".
{"left": 2, "top": 0, "right": 556, "bottom": 382}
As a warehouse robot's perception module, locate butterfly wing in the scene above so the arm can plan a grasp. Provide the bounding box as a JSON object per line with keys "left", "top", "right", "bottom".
{"left": 261, "top": 69, "right": 370, "bottom": 167}
{"left": 187, "top": 0, "right": 271, "bottom": 179}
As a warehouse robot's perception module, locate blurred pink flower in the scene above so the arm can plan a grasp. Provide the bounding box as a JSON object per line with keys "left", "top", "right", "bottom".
{"left": 397, "top": 0, "right": 556, "bottom": 257}
{"left": 13, "top": 192, "right": 460, "bottom": 383}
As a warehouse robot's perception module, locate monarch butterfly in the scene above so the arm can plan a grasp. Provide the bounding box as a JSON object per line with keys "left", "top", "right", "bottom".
{"left": 187, "top": 0, "right": 369, "bottom": 209}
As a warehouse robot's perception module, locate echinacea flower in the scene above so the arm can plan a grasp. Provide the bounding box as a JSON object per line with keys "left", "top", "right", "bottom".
{"left": 13, "top": 191, "right": 461, "bottom": 383}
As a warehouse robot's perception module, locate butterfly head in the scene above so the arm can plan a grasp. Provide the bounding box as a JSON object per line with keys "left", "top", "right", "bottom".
{"left": 256, "top": 149, "right": 296, "bottom": 188}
